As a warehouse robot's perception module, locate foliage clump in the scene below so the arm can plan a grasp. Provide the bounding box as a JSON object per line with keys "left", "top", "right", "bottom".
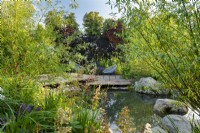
{"left": 0, "top": 1, "right": 63, "bottom": 76}
{"left": 83, "top": 11, "right": 104, "bottom": 37}
{"left": 112, "top": 0, "right": 200, "bottom": 113}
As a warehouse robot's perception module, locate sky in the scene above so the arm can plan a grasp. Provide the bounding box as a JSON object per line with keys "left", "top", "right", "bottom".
{"left": 35, "top": 0, "right": 121, "bottom": 29}
{"left": 66, "top": 0, "right": 121, "bottom": 29}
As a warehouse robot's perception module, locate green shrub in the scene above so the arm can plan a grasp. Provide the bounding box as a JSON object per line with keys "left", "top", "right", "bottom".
{"left": 71, "top": 108, "right": 101, "bottom": 133}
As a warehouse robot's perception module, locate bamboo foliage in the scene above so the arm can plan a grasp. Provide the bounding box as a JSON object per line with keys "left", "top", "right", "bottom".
{"left": 112, "top": 0, "right": 200, "bottom": 111}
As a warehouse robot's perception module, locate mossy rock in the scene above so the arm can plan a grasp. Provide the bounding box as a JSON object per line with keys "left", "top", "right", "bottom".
{"left": 153, "top": 99, "right": 188, "bottom": 117}
{"left": 134, "top": 77, "right": 169, "bottom": 95}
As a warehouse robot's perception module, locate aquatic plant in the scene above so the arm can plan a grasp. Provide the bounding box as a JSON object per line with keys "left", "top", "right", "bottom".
{"left": 117, "top": 106, "right": 135, "bottom": 133}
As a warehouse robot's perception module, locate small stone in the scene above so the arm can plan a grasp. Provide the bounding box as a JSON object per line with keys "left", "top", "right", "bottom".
{"left": 143, "top": 123, "right": 152, "bottom": 133}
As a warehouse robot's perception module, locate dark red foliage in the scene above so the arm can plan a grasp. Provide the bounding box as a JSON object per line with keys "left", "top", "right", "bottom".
{"left": 104, "top": 22, "right": 124, "bottom": 47}
{"left": 60, "top": 26, "right": 75, "bottom": 38}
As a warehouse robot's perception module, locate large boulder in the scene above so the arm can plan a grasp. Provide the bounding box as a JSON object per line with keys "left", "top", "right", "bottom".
{"left": 134, "top": 77, "right": 169, "bottom": 95}
{"left": 153, "top": 99, "right": 188, "bottom": 117}
{"left": 151, "top": 126, "right": 167, "bottom": 133}
{"left": 161, "top": 115, "right": 192, "bottom": 133}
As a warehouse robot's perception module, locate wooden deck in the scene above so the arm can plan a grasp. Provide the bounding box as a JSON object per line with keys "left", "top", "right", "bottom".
{"left": 87, "top": 75, "right": 132, "bottom": 86}
{"left": 39, "top": 73, "right": 133, "bottom": 87}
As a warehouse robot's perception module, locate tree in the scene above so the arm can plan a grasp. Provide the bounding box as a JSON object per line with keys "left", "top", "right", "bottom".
{"left": 83, "top": 11, "right": 103, "bottom": 36}
{"left": 102, "top": 18, "right": 116, "bottom": 33}
{"left": 63, "top": 13, "right": 79, "bottom": 31}
{"left": 45, "top": 10, "right": 63, "bottom": 30}
{"left": 103, "top": 20, "right": 125, "bottom": 47}
{"left": 60, "top": 13, "right": 80, "bottom": 40}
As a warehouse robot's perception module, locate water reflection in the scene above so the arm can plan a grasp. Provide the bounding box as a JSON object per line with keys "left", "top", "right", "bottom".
{"left": 106, "top": 91, "right": 160, "bottom": 131}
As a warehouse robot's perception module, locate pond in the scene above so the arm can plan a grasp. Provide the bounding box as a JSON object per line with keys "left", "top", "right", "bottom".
{"left": 105, "top": 91, "right": 163, "bottom": 132}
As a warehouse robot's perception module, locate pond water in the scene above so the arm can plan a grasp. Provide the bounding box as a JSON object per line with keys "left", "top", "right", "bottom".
{"left": 105, "top": 91, "right": 163, "bottom": 132}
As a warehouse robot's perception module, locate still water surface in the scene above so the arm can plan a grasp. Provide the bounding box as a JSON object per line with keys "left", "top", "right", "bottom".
{"left": 106, "top": 91, "right": 161, "bottom": 131}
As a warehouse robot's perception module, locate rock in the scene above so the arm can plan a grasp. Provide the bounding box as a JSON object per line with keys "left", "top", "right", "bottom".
{"left": 38, "top": 74, "right": 49, "bottom": 81}
{"left": 108, "top": 128, "right": 113, "bottom": 133}
{"left": 62, "top": 85, "right": 80, "bottom": 92}
{"left": 142, "top": 124, "right": 167, "bottom": 133}
{"left": 109, "top": 122, "right": 122, "bottom": 133}
{"left": 0, "top": 87, "right": 5, "bottom": 100}
{"left": 151, "top": 126, "right": 167, "bottom": 133}
{"left": 134, "top": 77, "right": 169, "bottom": 95}
{"left": 161, "top": 115, "right": 192, "bottom": 133}
{"left": 153, "top": 99, "right": 188, "bottom": 117}
{"left": 142, "top": 123, "right": 152, "bottom": 133}
{"left": 0, "top": 87, "right": 3, "bottom": 92}
{"left": 183, "top": 107, "right": 200, "bottom": 127}
{"left": 0, "top": 94, "right": 5, "bottom": 100}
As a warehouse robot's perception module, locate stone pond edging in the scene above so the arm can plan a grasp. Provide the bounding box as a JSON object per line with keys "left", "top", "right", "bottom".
{"left": 133, "top": 77, "right": 170, "bottom": 95}
{"left": 153, "top": 99, "right": 188, "bottom": 117}
{"left": 161, "top": 115, "right": 192, "bottom": 133}
{"left": 149, "top": 98, "right": 200, "bottom": 133}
